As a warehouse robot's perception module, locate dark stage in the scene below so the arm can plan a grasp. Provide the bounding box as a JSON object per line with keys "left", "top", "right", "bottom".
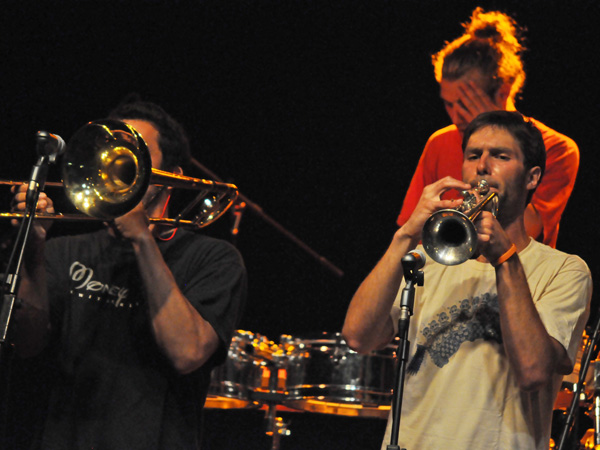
{"left": 1, "top": 1, "right": 599, "bottom": 449}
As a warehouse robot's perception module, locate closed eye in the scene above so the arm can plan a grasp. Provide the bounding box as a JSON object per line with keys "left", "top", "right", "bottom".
{"left": 465, "top": 151, "right": 481, "bottom": 161}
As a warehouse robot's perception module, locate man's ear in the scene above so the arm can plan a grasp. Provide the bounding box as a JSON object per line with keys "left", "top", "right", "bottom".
{"left": 526, "top": 166, "right": 542, "bottom": 191}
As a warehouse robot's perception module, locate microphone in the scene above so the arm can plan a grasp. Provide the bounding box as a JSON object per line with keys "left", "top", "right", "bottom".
{"left": 398, "top": 249, "right": 426, "bottom": 330}
{"left": 401, "top": 249, "right": 426, "bottom": 272}
{"left": 25, "top": 131, "right": 65, "bottom": 206}
{"left": 35, "top": 131, "right": 66, "bottom": 157}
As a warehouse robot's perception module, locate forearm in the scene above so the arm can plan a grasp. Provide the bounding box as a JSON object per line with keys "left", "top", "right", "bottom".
{"left": 495, "top": 255, "right": 562, "bottom": 390}
{"left": 343, "top": 228, "right": 419, "bottom": 352}
{"left": 131, "top": 233, "right": 218, "bottom": 374}
{"left": 14, "top": 243, "right": 51, "bottom": 357}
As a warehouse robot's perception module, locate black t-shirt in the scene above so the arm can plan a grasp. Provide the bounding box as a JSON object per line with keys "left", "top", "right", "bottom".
{"left": 38, "top": 229, "right": 246, "bottom": 450}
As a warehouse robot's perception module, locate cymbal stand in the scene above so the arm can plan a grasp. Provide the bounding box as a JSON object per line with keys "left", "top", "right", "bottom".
{"left": 190, "top": 157, "right": 343, "bottom": 278}
{"left": 557, "top": 309, "right": 600, "bottom": 450}
{"left": 595, "top": 394, "right": 600, "bottom": 447}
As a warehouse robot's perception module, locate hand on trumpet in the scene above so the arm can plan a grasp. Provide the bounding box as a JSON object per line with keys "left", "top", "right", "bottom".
{"left": 10, "top": 182, "right": 55, "bottom": 243}
{"left": 401, "top": 176, "right": 472, "bottom": 239}
{"left": 472, "top": 210, "right": 515, "bottom": 266}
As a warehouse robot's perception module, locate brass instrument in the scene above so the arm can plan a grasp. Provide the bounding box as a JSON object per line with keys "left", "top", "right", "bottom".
{"left": 422, "top": 180, "right": 498, "bottom": 266}
{"left": 1, "top": 119, "right": 238, "bottom": 229}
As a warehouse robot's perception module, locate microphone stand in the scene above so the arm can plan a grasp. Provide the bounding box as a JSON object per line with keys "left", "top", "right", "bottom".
{"left": 386, "top": 257, "right": 424, "bottom": 450}
{"left": 0, "top": 132, "right": 62, "bottom": 448}
{"left": 1, "top": 130, "right": 63, "bottom": 358}
{"left": 190, "top": 157, "right": 344, "bottom": 278}
{"left": 0, "top": 154, "right": 52, "bottom": 358}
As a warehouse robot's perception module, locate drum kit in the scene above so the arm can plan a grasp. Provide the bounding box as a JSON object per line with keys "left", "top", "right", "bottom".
{"left": 205, "top": 330, "right": 397, "bottom": 448}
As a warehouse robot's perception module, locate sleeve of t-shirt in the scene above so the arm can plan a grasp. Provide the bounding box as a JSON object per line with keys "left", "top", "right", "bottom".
{"left": 535, "top": 254, "right": 591, "bottom": 366}
{"left": 177, "top": 238, "right": 247, "bottom": 365}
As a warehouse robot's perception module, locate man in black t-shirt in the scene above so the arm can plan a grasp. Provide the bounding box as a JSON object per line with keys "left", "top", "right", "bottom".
{"left": 11, "top": 100, "right": 246, "bottom": 449}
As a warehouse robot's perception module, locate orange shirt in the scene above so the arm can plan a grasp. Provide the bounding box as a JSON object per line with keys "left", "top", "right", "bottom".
{"left": 397, "top": 119, "right": 579, "bottom": 248}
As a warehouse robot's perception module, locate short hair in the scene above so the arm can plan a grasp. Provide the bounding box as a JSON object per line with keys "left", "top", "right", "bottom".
{"left": 108, "top": 95, "right": 191, "bottom": 172}
{"left": 462, "top": 111, "right": 545, "bottom": 203}
{"left": 432, "top": 8, "right": 526, "bottom": 103}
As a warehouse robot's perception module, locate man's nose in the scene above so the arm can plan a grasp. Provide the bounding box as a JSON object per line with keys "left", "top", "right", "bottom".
{"left": 477, "top": 153, "right": 490, "bottom": 174}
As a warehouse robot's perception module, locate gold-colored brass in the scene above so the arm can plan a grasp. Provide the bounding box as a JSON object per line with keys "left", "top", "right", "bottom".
{"left": 1, "top": 119, "right": 238, "bottom": 229}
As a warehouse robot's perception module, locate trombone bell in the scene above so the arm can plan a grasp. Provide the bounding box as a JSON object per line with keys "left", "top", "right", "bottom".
{"left": 62, "top": 119, "right": 152, "bottom": 220}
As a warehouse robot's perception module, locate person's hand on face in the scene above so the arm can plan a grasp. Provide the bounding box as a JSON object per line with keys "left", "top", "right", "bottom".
{"left": 455, "top": 80, "right": 505, "bottom": 125}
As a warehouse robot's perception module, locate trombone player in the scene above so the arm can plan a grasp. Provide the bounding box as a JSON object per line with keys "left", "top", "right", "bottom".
{"left": 342, "top": 111, "right": 591, "bottom": 449}
{"left": 9, "top": 99, "right": 247, "bottom": 450}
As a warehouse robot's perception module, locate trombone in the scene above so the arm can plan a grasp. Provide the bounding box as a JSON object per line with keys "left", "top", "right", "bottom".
{"left": 0, "top": 119, "right": 239, "bottom": 229}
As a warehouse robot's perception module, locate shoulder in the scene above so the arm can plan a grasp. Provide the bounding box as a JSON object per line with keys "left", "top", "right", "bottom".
{"left": 420, "top": 125, "right": 463, "bottom": 164}
{"left": 529, "top": 117, "right": 579, "bottom": 155}
{"left": 521, "top": 239, "right": 590, "bottom": 277}
{"left": 162, "top": 230, "right": 244, "bottom": 266}
{"left": 425, "top": 125, "right": 461, "bottom": 146}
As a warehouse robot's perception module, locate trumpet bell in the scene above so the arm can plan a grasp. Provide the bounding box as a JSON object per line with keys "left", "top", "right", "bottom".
{"left": 422, "top": 209, "right": 478, "bottom": 266}
{"left": 421, "top": 180, "right": 499, "bottom": 266}
{"left": 62, "top": 119, "right": 151, "bottom": 220}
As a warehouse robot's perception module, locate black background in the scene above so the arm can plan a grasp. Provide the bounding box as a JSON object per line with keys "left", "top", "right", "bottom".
{"left": 1, "top": 1, "right": 599, "bottom": 449}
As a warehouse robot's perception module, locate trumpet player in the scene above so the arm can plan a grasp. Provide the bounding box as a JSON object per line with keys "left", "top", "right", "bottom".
{"left": 343, "top": 111, "right": 591, "bottom": 450}
{"left": 9, "top": 99, "right": 247, "bottom": 450}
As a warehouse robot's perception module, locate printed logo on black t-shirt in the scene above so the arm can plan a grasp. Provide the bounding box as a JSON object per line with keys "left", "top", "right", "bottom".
{"left": 69, "top": 261, "right": 137, "bottom": 308}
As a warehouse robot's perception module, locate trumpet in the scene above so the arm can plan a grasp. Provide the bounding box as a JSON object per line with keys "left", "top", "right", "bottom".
{"left": 422, "top": 180, "right": 498, "bottom": 266}
{"left": 1, "top": 119, "right": 238, "bottom": 229}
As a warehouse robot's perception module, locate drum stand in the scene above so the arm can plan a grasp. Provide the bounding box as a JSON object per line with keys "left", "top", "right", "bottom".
{"left": 252, "top": 361, "right": 291, "bottom": 450}
{"left": 385, "top": 252, "right": 424, "bottom": 450}
{"left": 557, "top": 308, "right": 600, "bottom": 450}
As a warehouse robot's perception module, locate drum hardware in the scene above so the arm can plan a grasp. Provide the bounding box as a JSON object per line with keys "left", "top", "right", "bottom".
{"left": 265, "top": 415, "right": 291, "bottom": 450}
{"left": 557, "top": 321, "right": 600, "bottom": 450}
{"left": 207, "top": 330, "right": 274, "bottom": 409}
{"left": 282, "top": 332, "right": 396, "bottom": 418}
{"left": 206, "top": 330, "right": 397, "bottom": 449}
{"left": 422, "top": 179, "right": 499, "bottom": 265}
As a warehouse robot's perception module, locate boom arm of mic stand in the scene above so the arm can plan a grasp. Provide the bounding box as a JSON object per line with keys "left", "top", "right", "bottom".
{"left": 190, "top": 157, "right": 344, "bottom": 278}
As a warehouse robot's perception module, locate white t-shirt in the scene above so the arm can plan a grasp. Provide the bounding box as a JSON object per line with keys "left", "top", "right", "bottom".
{"left": 383, "top": 239, "right": 591, "bottom": 450}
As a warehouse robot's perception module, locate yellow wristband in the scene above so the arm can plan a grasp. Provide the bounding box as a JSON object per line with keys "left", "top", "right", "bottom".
{"left": 492, "top": 244, "right": 517, "bottom": 267}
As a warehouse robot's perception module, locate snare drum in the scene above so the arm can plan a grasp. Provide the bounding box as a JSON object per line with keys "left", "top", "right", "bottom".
{"left": 206, "top": 330, "right": 275, "bottom": 409}
{"left": 282, "top": 332, "right": 396, "bottom": 418}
